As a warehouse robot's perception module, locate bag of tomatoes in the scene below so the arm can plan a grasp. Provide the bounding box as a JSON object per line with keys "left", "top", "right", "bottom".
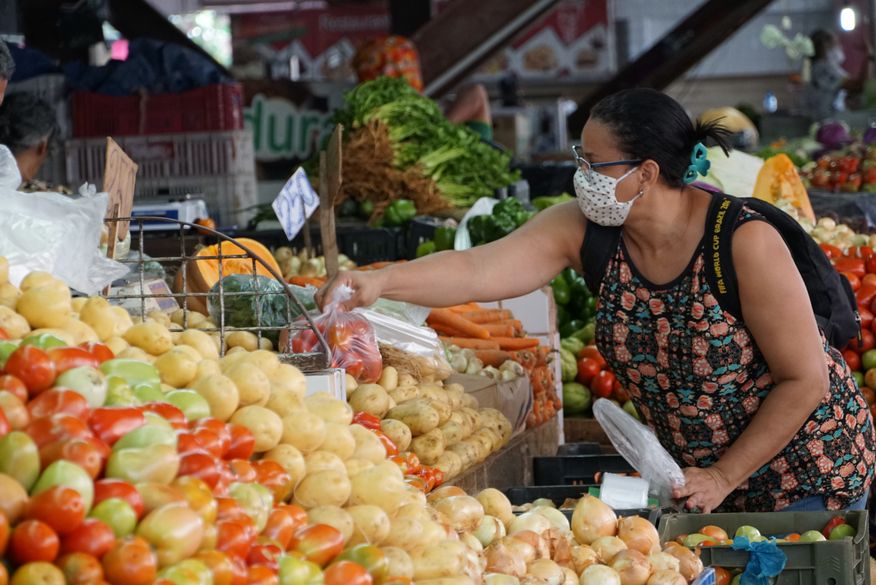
{"left": 287, "top": 285, "right": 383, "bottom": 383}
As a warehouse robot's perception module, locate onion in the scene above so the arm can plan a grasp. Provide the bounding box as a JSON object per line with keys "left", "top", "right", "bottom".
{"left": 663, "top": 544, "right": 704, "bottom": 582}
{"left": 617, "top": 516, "right": 660, "bottom": 556}
{"left": 428, "top": 485, "right": 468, "bottom": 504}
{"left": 461, "top": 540, "right": 485, "bottom": 584}
{"left": 500, "top": 536, "right": 537, "bottom": 564}
{"left": 477, "top": 488, "right": 515, "bottom": 528}
{"left": 571, "top": 495, "right": 618, "bottom": 545}
{"left": 513, "top": 530, "right": 550, "bottom": 560}
{"left": 461, "top": 531, "right": 484, "bottom": 553}
{"left": 648, "top": 552, "right": 680, "bottom": 573}
{"left": 532, "top": 498, "right": 555, "bottom": 508}
{"left": 485, "top": 542, "right": 527, "bottom": 577}
{"left": 610, "top": 550, "right": 652, "bottom": 585}
{"left": 591, "top": 536, "right": 628, "bottom": 564}
{"left": 532, "top": 506, "right": 571, "bottom": 532}
{"left": 520, "top": 578, "right": 549, "bottom": 585}
{"left": 580, "top": 565, "right": 622, "bottom": 585}
{"left": 475, "top": 515, "right": 507, "bottom": 547}
{"left": 485, "top": 574, "right": 521, "bottom": 585}
{"left": 510, "top": 512, "right": 552, "bottom": 536}
{"left": 527, "top": 559, "right": 564, "bottom": 585}
{"left": 543, "top": 528, "right": 573, "bottom": 567}
{"left": 647, "top": 571, "right": 687, "bottom": 585}
{"left": 411, "top": 541, "right": 469, "bottom": 580}
{"left": 561, "top": 567, "right": 579, "bottom": 585}
{"left": 434, "top": 495, "right": 485, "bottom": 533}
{"left": 570, "top": 544, "right": 600, "bottom": 574}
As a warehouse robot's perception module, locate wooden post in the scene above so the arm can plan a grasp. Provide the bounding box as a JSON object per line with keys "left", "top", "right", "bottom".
{"left": 319, "top": 125, "right": 343, "bottom": 279}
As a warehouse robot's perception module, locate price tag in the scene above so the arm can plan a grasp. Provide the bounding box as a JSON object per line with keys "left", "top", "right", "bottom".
{"left": 103, "top": 137, "right": 138, "bottom": 240}
{"left": 273, "top": 167, "right": 320, "bottom": 241}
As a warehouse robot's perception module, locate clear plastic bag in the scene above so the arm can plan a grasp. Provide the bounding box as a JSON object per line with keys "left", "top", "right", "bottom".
{"left": 357, "top": 307, "right": 452, "bottom": 380}
{"left": 289, "top": 284, "right": 383, "bottom": 383}
{"left": 593, "top": 398, "right": 686, "bottom": 504}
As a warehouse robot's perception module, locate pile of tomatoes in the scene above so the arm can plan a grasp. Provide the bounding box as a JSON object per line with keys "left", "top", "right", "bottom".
{"left": 0, "top": 338, "right": 393, "bottom": 585}
{"left": 288, "top": 314, "right": 383, "bottom": 384}
{"left": 573, "top": 347, "right": 624, "bottom": 402}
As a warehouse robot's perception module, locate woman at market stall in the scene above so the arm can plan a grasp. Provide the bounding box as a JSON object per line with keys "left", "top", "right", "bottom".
{"left": 318, "top": 87, "right": 876, "bottom": 514}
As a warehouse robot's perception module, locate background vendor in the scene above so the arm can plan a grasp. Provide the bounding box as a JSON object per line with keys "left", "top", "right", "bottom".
{"left": 0, "top": 92, "right": 57, "bottom": 184}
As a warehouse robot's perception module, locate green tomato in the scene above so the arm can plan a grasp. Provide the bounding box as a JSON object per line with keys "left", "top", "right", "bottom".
{"left": 90, "top": 497, "right": 138, "bottom": 537}
{"left": 682, "top": 533, "right": 714, "bottom": 547}
{"left": 100, "top": 359, "right": 161, "bottom": 387}
{"left": 829, "top": 523, "right": 856, "bottom": 540}
{"left": 157, "top": 559, "right": 212, "bottom": 585}
{"left": 55, "top": 366, "right": 107, "bottom": 408}
{"left": 0, "top": 340, "right": 19, "bottom": 368}
{"left": 21, "top": 333, "right": 67, "bottom": 350}
{"left": 114, "top": 423, "right": 177, "bottom": 451}
{"left": 862, "top": 349, "right": 876, "bottom": 371}
{"left": 735, "top": 525, "right": 761, "bottom": 541}
{"left": 32, "top": 460, "right": 94, "bottom": 512}
{"left": 229, "top": 482, "right": 274, "bottom": 533}
{"left": 278, "top": 555, "right": 324, "bottom": 585}
{"left": 104, "top": 381, "right": 141, "bottom": 407}
{"left": 622, "top": 400, "right": 640, "bottom": 420}
{"left": 0, "top": 430, "right": 40, "bottom": 490}
{"left": 132, "top": 382, "right": 165, "bottom": 403}
{"left": 163, "top": 390, "right": 211, "bottom": 421}
{"left": 798, "top": 529, "right": 827, "bottom": 542}
{"left": 105, "top": 444, "right": 180, "bottom": 485}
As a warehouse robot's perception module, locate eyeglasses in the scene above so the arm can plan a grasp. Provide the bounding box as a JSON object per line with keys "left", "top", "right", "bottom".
{"left": 572, "top": 145, "right": 642, "bottom": 181}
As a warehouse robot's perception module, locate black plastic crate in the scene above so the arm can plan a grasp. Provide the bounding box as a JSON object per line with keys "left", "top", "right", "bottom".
{"left": 557, "top": 442, "right": 603, "bottom": 456}
{"left": 502, "top": 485, "right": 661, "bottom": 525}
{"left": 533, "top": 454, "right": 635, "bottom": 485}
{"left": 405, "top": 216, "right": 444, "bottom": 259}
{"left": 519, "top": 163, "right": 576, "bottom": 197}
{"left": 336, "top": 225, "right": 406, "bottom": 265}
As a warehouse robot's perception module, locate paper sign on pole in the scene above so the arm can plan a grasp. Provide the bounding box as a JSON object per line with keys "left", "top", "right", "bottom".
{"left": 103, "top": 137, "right": 138, "bottom": 241}
{"left": 273, "top": 167, "right": 320, "bottom": 241}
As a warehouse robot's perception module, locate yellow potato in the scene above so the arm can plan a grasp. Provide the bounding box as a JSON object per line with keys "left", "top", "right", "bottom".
{"left": 349, "top": 424, "right": 387, "bottom": 464}
{"left": 71, "top": 297, "right": 88, "bottom": 313}
{"left": 227, "top": 361, "right": 271, "bottom": 407}
{"left": 347, "top": 504, "right": 391, "bottom": 546}
{"left": 225, "top": 346, "right": 247, "bottom": 356}
{"left": 61, "top": 318, "right": 99, "bottom": 344}
{"left": 226, "top": 331, "right": 258, "bottom": 351}
{"left": 0, "top": 306, "right": 30, "bottom": 339}
{"left": 245, "top": 350, "right": 280, "bottom": 377}
{"left": 230, "top": 405, "right": 282, "bottom": 452}
{"left": 193, "top": 374, "right": 239, "bottom": 421}
{"left": 109, "top": 307, "right": 134, "bottom": 334}
{"left": 118, "top": 346, "right": 155, "bottom": 363}
{"left": 178, "top": 329, "right": 219, "bottom": 360}
{"left": 304, "top": 451, "right": 346, "bottom": 475}
{"left": 378, "top": 367, "right": 399, "bottom": 391}
{"left": 19, "top": 271, "right": 57, "bottom": 292}
{"left": 147, "top": 310, "right": 171, "bottom": 327}
{"left": 169, "top": 344, "right": 202, "bottom": 363}
{"left": 219, "top": 351, "right": 248, "bottom": 373}
{"left": 349, "top": 384, "right": 390, "bottom": 418}
{"left": 154, "top": 350, "right": 199, "bottom": 388}
{"left": 304, "top": 393, "right": 353, "bottom": 425}
{"left": 345, "top": 374, "right": 358, "bottom": 397}
{"left": 265, "top": 388, "right": 305, "bottom": 418}
{"left": 259, "top": 337, "right": 274, "bottom": 351}
{"left": 320, "top": 423, "right": 356, "bottom": 460}
{"left": 0, "top": 282, "right": 21, "bottom": 309}
{"left": 385, "top": 399, "right": 440, "bottom": 436}
{"left": 294, "top": 470, "right": 351, "bottom": 509}
{"left": 344, "top": 459, "right": 374, "bottom": 477}
{"left": 0, "top": 257, "right": 7, "bottom": 285}
{"left": 195, "top": 359, "right": 222, "bottom": 381}
{"left": 263, "top": 444, "right": 306, "bottom": 487}
{"left": 380, "top": 419, "right": 412, "bottom": 453}
{"left": 307, "top": 506, "right": 354, "bottom": 542}
{"left": 105, "top": 336, "right": 129, "bottom": 356}
{"left": 17, "top": 283, "right": 72, "bottom": 329}
{"left": 29, "top": 328, "right": 75, "bottom": 346}
{"left": 281, "top": 411, "right": 326, "bottom": 454}
{"left": 124, "top": 321, "right": 174, "bottom": 355}
{"left": 269, "top": 364, "right": 306, "bottom": 400}
{"left": 78, "top": 297, "right": 116, "bottom": 341}
{"left": 410, "top": 429, "right": 445, "bottom": 465}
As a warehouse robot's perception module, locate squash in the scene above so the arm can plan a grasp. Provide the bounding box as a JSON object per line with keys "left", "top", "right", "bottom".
{"left": 191, "top": 238, "right": 281, "bottom": 291}
{"left": 753, "top": 154, "right": 815, "bottom": 224}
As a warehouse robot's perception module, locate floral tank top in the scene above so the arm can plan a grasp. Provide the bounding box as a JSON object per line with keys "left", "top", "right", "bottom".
{"left": 590, "top": 208, "right": 876, "bottom": 511}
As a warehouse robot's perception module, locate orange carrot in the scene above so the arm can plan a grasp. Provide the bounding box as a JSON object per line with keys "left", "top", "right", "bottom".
{"left": 439, "top": 337, "right": 500, "bottom": 350}
{"left": 448, "top": 302, "right": 481, "bottom": 313}
{"left": 287, "top": 275, "right": 326, "bottom": 288}
{"left": 430, "top": 323, "right": 466, "bottom": 337}
{"left": 427, "top": 309, "right": 490, "bottom": 339}
{"left": 461, "top": 309, "right": 512, "bottom": 324}
{"left": 492, "top": 337, "right": 540, "bottom": 350}
{"left": 474, "top": 349, "right": 512, "bottom": 367}
{"left": 481, "top": 323, "right": 516, "bottom": 337}
{"left": 496, "top": 319, "right": 523, "bottom": 333}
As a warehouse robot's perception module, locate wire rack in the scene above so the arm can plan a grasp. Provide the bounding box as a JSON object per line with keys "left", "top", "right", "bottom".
{"left": 101, "top": 216, "right": 331, "bottom": 371}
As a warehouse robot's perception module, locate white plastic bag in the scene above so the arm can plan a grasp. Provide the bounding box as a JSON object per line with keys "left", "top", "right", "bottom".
{"left": 357, "top": 307, "right": 452, "bottom": 378}
{"left": 454, "top": 197, "right": 498, "bottom": 250}
{"left": 593, "top": 398, "right": 685, "bottom": 504}
{"left": 0, "top": 145, "right": 21, "bottom": 191}
{"left": 0, "top": 186, "right": 128, "bottom": 295}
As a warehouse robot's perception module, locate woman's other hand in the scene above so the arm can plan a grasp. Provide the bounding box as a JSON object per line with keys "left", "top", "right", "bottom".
{"left": 315, "top": 269, "right": 386, "bottom": 311}
{"left": 672, "top": 466, "right": 735, "bottom": 514}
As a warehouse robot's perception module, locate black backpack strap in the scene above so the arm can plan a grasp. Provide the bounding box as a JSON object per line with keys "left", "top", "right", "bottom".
{"left": 581, "top": 221, "right": 622, "bottom": 296}
{"left": 703, "top": 192, "right": 746, "bottom": 321}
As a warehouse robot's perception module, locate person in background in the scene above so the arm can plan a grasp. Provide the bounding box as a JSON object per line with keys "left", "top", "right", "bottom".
{"left": 0, "top": 41, "right": 13, "bottom": 106}
{"left": 0, "top": 41, "right": 17, "bottom": 189}
{"left": 806, "top": 29, "right": 867, "bottom": 120}
{"left": 0, "top": 93, "right": 57, "bottom": 184}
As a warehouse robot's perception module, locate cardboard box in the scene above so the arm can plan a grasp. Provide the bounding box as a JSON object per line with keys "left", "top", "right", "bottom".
{"left": 449, "top": 372, "right": 532, "bottom": 437}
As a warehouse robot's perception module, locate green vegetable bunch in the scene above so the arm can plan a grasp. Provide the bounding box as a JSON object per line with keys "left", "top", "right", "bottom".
{"left": 467, "top": 198, "right": 534, "bottom": 246}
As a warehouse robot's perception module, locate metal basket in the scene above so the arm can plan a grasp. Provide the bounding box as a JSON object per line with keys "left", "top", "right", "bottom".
{"left": 102, "top": 216, "right": 331, "bottom": 371}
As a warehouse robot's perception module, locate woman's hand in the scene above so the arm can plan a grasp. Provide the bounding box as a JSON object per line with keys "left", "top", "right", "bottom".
{"left": 315, "top": 270, "right": 386, "bottom": 311}
{"left": 672, "top": 466, "right": 735, "bottom": 514}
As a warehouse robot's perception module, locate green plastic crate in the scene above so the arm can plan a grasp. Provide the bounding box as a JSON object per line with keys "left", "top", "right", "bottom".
{"left": 657, "top": 511, "right": 870, "bottom": 585}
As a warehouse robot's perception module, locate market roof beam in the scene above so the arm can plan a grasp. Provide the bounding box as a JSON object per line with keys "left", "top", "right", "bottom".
{"left": 566, "top": 0, "right": 773, "bottom": 134}
{"left": 413, "top": 0, "right": 560, "bottom": 98}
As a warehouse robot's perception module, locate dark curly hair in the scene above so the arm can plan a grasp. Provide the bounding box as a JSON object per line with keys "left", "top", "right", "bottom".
{"left": 590, "top": 88, "right": 731, "bottom": 188}
{"left": 0, "top": 93, "right": 57, "bottom": 155}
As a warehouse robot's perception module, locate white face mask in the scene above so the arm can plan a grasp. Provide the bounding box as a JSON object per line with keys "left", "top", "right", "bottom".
{"left": 574, "top": 166, "right": 641, "bottom": 226}
{"left": 828, "top": 46, "right": 845, "bottom": 67}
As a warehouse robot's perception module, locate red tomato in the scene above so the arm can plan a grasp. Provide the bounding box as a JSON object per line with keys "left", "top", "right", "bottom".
{"left": 864, "top": 274, "right": 876, "bottom": 288}
{"left": 0, "top": 327, "right": 8, "bottom": 340}
{"left": 88, "top": 406, "right": 146, "bottom": 446}
{"left": 613, "top": 380, "right": 630, "bottom": 402}
{"left": 868, "top": 255, "right": 876, "bottom": 275}
{"left": 216, "top": 497, "right": 248, "bottom": 523}
{"left": 79, "top": 342, "right": 114, "bottom": 363}
{"left": 27, "top": 388, "right": 90, "bottom": 419}
{"left": 0, "top": 511, "right": 8, "bottom": 556}
{"left": 57, "top": 552, "right": 105, "bottom": 585}
{"left": 261, "top": 507, "right": 299, "bottom": 550}
{"left": 578, "top": 346, "right": 607, "bottom": 367}
{"left": 252, "top": 460, "right": 293, "bottom": 503}
{"left": 274, "top": 504, "right": 308, "bottom": 539}
{"left": 404, "top": 452, "right": 421, "bottom": 474}
{"left": 371, "top": 429, "right": 398, "bottom": 457}
{"left": 191, "top": 427, "right": 225, "bottom": 458}
{"left": 176, "top": 430, "right": 200, "bottom": 455}
{"left": 246, "top": 565, "right": 278, "bottom": 585}
{"left": 228, "top": 459, "right": 257, "bottom": 484}
{"left": 225, "top": 424, "right": 255, "bottom": 460}
{"left": 5, "top": 346, "right": 57, "bottom": 396}
{"left": 178, "top": 450, "right": 222, "bottom": 489}
{"left": 713, "top": 567, "right": 731, "bottom": 585}
{"left": 101, "top": 536, "right": 157, "bottom": 585}
{"left": 10, "top": 520, "right": 59, "bottom": 564}
{"left": 0, "top": 408, "right": 10, "bottom": 437}
{"left": 26, "top": 486, "right": 86, "bottom": 535}
{"left": 26, "top": 413, "right": 93, "bottom": 448}
{"left": 820, "top": 243, "right": 843, "bottom": 259}
{"left": 351, "top": 412, "right": 381, "bottom": 431}
{"left": 844, "top": 349, "right": 862, "bottom": 372}
{"left": 861, "top": 308, "right": 875, "bottom": 331}
{"left": 0, "top": 375, "right": 28, "bottom": 402}
{"left": 289, "top": 524, "right": 345, "bottom": 567}
{"left": 247, "top": 541, "right": 283, "bottom": 572}
{"left": 576, "top": 358, "right": 601, "bottom": 385}
{"left": 195, "top": 550, "right": 239, "bottom": 585}
{"left": 47, "top": 347, "right": 99, "bottom": 374}
{"left": 39, "top": 437, "right": 106, "bottom": 479}
{"left": 324, "top": 561, "right": 373, "bottom": 585}
{"left": 849, "top": 329, "right": 876, "bottom": 353}
{"left": 822, "top": 516, "right": 847, "bottom": 538}
{"left": 194, "top": 418, "right": 231, "bottom": 454}
{"left": 94, "top": 479, "right": 144, "bottom": 519}
{"left": 590, "top": 370, "right": 616, "bottom": 399}
{"left": 139, "top": 402, "right": 187, "bottom": 430}
{"left": 836, "top": 257, "right": 866, "bottom": 277}
{"left": 845, "top": 272, "right": 862, "bottom": 292}
{"left": 217, "top": 520, "right": 255, "bottom": 561}
{"left": 60, "top": 518, "right": 115, "bottom": 558}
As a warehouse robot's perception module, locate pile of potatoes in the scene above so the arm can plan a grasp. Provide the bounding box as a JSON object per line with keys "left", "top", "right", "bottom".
{"left": 348, "top": 365, "right": 514, "bottom": 481}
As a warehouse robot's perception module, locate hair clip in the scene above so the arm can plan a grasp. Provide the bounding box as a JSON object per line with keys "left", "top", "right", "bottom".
{"left": 683, "top": 142, "right": 711, "bottom": 185}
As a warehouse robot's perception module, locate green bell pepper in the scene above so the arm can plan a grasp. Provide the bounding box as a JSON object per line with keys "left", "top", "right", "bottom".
{"left": 556, "top": 305, "right": 570, "bottom": 329}
{"left": 561, "top": 337, "right": 585, "bottom": 356}
{"left": 560, "top": 347, "right": 578, "bottom": 383}
{"left": 559, "top": 319, "right": 586, "bottom": 339}
{"left": 493, "top": 198, "right": 524, "bottom": 221}
{"left": 359, "top": 200, "right": 375, "bottom": 219}
{"left": 532, "top": 194, "right": 574, "bottom": 211}
{"left": 571, "top": 322, "right": 597, "bottom": 345}
{"left": 433, "top": 226, "right": 456, "bottom": 251}
{"left": 383, "top": 199, "right": 417, "bottom": 227}
{"left": 550, "top": 274, "right": 571, "bottom": 306}
{"left": 416, "top": 241, "right": 436, "bottom": 257}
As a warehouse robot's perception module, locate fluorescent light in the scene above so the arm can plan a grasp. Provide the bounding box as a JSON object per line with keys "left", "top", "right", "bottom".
{"left": 840, "top": 6, "right": 857, "bottom": 31}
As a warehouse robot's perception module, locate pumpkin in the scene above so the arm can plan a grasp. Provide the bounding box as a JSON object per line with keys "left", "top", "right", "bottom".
{"left": 191, "top": 238, "right": 281, "bottom": 290}
{"left": 753, "top": 154, "right": 815, "bottom": 223}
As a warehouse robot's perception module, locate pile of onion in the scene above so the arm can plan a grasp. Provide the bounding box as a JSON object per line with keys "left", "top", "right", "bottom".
{"left": 617, "top": 516, "right": 660, "bottom": 555}
{"left": 571, "top": 495, "right": 618, "bottom": 544}
{"left": 610, "top": 550, "right": 651, "bottom": 585}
